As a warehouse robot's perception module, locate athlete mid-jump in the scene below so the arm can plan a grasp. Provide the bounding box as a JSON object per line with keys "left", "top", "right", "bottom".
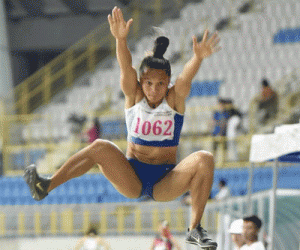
{"left": 24, "top": 6, "right": 220, "bottom": 249}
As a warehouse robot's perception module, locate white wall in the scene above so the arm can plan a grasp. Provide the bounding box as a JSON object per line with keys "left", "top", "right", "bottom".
{"left": 0, "top": 235, "right": 189, "bottom": 250}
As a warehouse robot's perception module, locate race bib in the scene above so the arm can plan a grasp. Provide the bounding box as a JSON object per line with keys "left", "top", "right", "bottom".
{"left": 130, "top": 108, "right": 175, "bottom": 141}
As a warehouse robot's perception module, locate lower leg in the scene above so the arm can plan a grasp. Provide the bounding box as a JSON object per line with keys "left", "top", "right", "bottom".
{"left": 189, "top": 153, "right": 214, "bottom": 229}
{"left": 48, "top": 146, "right": 95, "bottom": 192}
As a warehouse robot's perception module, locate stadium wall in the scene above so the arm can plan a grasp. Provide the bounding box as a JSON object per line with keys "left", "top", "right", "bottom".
{"left": 0, "top": 235, "right": 187, "bottom": 250}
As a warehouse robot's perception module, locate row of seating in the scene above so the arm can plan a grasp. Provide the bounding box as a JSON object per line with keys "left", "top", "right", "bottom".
{"left": 274, "top": 27, "right": 300, "bottom": 44}
{"left": 211, "top": 165, "right": 300, "bottom": 198}
{"left": 1, "top": 165, "right": 299, "bottom": 205}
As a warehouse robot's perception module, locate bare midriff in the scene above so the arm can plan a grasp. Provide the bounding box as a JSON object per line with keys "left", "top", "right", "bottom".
{"left": 126, "top": 142, "right": 177, "bottom": 165}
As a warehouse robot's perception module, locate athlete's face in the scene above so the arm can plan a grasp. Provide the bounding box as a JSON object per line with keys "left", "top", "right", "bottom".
{"left": 140, "top": 68, "right": 170, "bottom": 108}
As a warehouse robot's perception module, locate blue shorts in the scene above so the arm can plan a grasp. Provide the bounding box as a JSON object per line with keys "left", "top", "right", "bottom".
{"left": 128, "top": 158, "right": 176, "bottom": 200}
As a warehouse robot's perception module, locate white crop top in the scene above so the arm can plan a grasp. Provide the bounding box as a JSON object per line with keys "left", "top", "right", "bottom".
{"left": 125, "top": 98, "right": 184, "bottom": 147}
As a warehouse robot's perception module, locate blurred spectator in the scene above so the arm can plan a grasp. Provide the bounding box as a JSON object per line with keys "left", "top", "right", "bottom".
{"left": 226, "top": 100, "right": 243, "bottom": 162}
{"left": 68, "top": 113, "right": 87, "bottom": 135}
{"left": 75, "top": 226, "right": 111, "bottom": 250}
{"left": 212, "top": 98, "right": 230, "bottom": 160}
{"left": 257, "top": 79, "right": 278, "bottom": 125}
{"left": 86, "top": 117, "right": 102, "bottom": 143}
{"left": 229, "top": 219, "right": 245, "bottom": 250}
{"left": 214, "top": 179, "right": 230, "bottom": 201}
{"left": 241, "top": 215, "right": 266, "bottom": 250}
{"left": 151, "top": 220, "right": 182, "bottom": 250}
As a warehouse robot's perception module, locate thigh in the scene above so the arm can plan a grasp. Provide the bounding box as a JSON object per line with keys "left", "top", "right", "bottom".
{"left": 152, "top": 152, "right": 203, "bottom": 202}
{"left": 90, "top": 140, "right": 142, "bottom": 199}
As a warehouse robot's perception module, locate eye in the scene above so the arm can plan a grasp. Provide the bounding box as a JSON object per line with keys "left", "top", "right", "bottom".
{"left": 146, "top": 81, "right": 152, "bottom": 85}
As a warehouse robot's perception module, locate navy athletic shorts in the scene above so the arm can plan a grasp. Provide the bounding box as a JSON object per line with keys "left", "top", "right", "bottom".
{"left": 127, "top": 158, "right": 176, "bottom": 200}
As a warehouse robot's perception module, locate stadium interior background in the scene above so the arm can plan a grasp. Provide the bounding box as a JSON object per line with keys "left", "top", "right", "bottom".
{"left": 0, "top": 0, "right": 299, "bottom": 249}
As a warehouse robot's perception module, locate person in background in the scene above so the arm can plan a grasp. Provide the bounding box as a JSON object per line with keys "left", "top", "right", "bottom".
{"left": 212, "top": 98, "right": 230, "bottom": 161}
{"left": 257, "top": 78, "right": 278, "bottom": 125}
{"left": 241, "top": 215, "right": 266, "bottom": 250}
{"left": 151, "top": 220, "right": 182, "bottom": 250}
{"left": 229, "top": 219, "right": 245, "bottom": 250}
{"left": 75, "top": 226, "right": 111, "bottom": 250}
{"left": 214, "top": 179, "right": 230, "bottom": 201}
{"left": 226, "top": 99, "right": 243, "bottom": 162}
{"left": 87, "top": 117, "right": 102, "bottom": 143}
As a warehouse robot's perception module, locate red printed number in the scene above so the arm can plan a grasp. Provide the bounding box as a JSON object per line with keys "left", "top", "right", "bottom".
{"left": 134, "top": 118, "right": 173, "bottom": 136}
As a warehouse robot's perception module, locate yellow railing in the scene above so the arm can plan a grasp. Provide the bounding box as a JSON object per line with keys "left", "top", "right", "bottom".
{"left": 14, "top": 0, "right": 184, "bottom": 115}
{"left": 0, "top": 203, "right": 195, "bottom": 237}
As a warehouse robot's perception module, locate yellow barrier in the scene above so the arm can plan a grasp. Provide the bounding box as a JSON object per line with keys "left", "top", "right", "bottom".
{"left": 100, "top": 209, "right": 107, "bottom": 235}
{"left": 152, "top": 208, "right": 159, "bottom": 232}
{"left": 117, "top": 207, "right": 125, "bottom": 234}
{"left": 0, "top": 213, "right": 5, "bottom": 236}
{"left": 62, "top": 209, "right": 74, "bottom": 234}
{"left": 83, "top": 210, "right": 90, "bottom": 234}
{"left": 34, "top": 212, "right": 42, "bottom": 235}
{"left": 50, "top": 211, "right": 58, "bottom": 235}
{"left": 18, "top": 212, "right": 26, "bottom": 236}
{"left": 134, "top": 208, "right": 142, "bottom": 233}
{"left": 0, "top": 204, "right": 217, "bottom": 237}
{"left": 175, "top": 208, "right": 185, "bottom": 233}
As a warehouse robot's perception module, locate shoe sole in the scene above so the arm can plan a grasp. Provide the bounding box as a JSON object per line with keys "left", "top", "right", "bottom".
{"left": 186, "top": 239, "right": 217, "bottom": 249}
{"left": 24, "top": 164, "right": 41, "bottom": 201}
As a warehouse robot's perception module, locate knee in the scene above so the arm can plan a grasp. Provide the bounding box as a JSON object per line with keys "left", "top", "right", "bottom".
{"left": 89, "top": 139, "right": 111, "bottom": 154}
{"left": 193, "top": 151, "right": 215, "bottom": 170}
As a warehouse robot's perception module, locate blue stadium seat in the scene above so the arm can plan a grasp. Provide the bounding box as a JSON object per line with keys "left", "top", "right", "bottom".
{"left": 273, "top": 27, "right": 300, "bottom": 44}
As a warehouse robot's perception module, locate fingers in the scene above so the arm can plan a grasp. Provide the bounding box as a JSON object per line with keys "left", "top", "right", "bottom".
{"left": 115, "top": 7, "right": 121, "bottom": 22}
{"left": 126, "top": 18, "right": 133, "bottom": 30}
{"left": 117, "top": 7, "right": 124, "bottom": 22}
{"left": 107, "top": 14, "right": 112, "bottom": 26}
{"left": 208, "top": 32, "right": 220, "bottom": 46}
{"left": 202, "top": 29, "right": 209, "bottom": 42}
{"left": 112, "top": 6, "right": 117, "bottom": 21}
{"left": 192, "top": 35, "right": 197, "bottom": 47}
{"left": 110, "top": 6, "right": 122, "bottom": 23}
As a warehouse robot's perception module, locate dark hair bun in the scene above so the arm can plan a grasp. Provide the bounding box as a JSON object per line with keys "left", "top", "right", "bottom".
{"left": 153, "top": 36, "right": 169, "bottom": 59}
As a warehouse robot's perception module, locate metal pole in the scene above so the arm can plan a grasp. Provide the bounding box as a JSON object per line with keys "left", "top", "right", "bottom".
{"left": 247, "top": 162, "right": 254, "bottom": 215}
{"left": 269, "top": 158, "right": 279, "bottom": 250}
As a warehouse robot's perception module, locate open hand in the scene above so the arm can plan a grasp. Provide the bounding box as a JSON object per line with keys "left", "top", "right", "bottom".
{"left": 108, "top": 7, "right": 133, "bottom": 39}
{"left": 192, "top": 30, "right": 221, "bottom": 59}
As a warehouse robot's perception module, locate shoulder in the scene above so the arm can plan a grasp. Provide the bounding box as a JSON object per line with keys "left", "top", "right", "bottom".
{"left": 253, "top": 241, "right": 266, "bottom": 250}
{"left": 166, "top": 86, "right": 185, "bottom": 114}
{"left": 125, "top": 86, "right": 144, "bottom": 109}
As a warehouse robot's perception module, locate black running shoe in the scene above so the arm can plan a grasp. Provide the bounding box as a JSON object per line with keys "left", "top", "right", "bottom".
{"left": 23, "top": 164, "right": 51, "bottom": 201}
{"left": 186, "top": 224, "right": 218, "bottom": 249}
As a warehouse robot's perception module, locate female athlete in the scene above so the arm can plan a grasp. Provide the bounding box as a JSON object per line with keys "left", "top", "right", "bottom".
{"left": 24, "top": 6, "right": 220, "bottom": 249}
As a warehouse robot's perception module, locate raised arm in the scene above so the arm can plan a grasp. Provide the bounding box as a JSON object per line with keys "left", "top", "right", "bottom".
{"left": 174, "top": 30, "right": 221, "bottom": 99}
{"left": 108, "top": 7, "right": 138, "bottom": 99}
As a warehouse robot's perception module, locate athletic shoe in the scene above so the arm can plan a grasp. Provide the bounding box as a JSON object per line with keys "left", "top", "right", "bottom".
{"left": 186, "top": 224, "right": 218, "bottom": 248}
{"left": 23, "top": 164, "right": 51, "bottom": 201}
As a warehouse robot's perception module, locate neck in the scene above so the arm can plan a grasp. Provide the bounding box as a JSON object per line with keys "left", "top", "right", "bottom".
{"left": 246, "top": 236, "right": 258, "bottom": 245}
{"left": 146, "top": 98, "right": 163, "bottom": 109}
